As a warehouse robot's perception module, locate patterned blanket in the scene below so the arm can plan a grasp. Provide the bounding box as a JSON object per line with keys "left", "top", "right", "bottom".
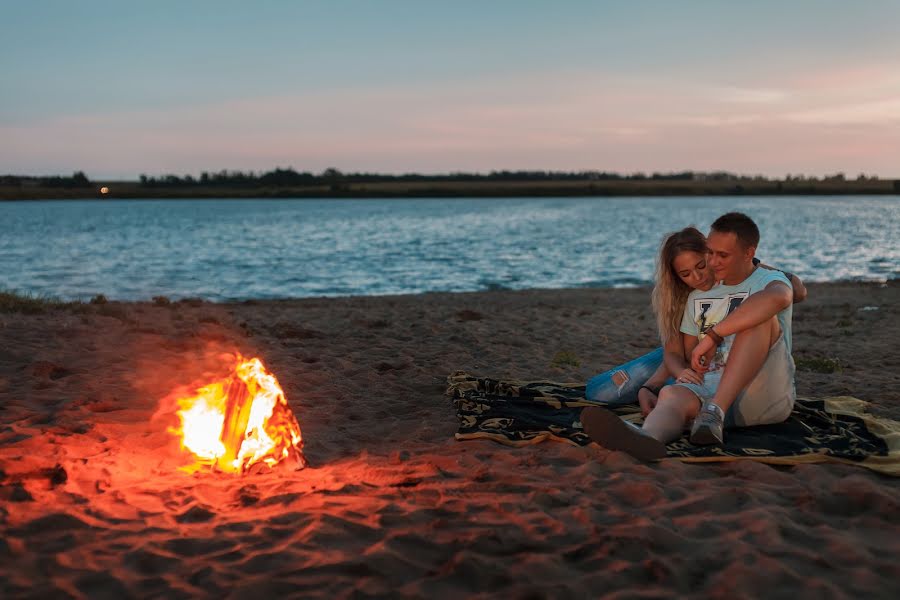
{"left": 447, "top": 371, "right": 900, "bottom": 476}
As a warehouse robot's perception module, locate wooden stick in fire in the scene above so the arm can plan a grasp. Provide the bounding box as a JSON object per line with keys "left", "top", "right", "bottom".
{"left": 217, "top": 376, "right": 253, "bottom": 471}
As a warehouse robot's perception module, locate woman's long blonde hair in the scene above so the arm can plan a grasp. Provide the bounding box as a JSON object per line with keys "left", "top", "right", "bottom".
{"left": 651, "top": 227, "right": 708, "bottom": 344}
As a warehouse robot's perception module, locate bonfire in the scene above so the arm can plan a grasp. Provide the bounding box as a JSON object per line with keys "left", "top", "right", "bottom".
{"left": 171, "top": 355, "right": 306, "bottom": 474}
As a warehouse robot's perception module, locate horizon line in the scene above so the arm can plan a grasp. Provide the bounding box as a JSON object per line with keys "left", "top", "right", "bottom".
{"left": 3, "top": 168, "right": 896, "bottom": 182}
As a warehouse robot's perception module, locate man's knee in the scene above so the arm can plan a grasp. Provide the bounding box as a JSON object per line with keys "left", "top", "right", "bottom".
{"left": 767, "top": 315, "right": 781, "bottom": 346}
{"left": 733, "top": 315, "right": 781, "bottom": 350}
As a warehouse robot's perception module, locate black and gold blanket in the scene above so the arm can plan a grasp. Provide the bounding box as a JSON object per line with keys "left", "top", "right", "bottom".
{"left": 447, "top": 371, "right": 900, "bottom": 476}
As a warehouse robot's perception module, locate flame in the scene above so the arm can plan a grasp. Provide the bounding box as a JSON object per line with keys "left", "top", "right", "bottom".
{"left": 172, "top": 356, "right": 305, "bottom": 473}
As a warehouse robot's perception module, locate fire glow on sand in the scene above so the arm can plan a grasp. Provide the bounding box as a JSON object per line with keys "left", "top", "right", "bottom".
{"left": 170, "top": 355, "right": 306, "bottom": 474}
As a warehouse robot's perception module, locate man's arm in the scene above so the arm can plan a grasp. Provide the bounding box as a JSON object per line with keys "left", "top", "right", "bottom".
{"left": 690, "top": 280, "right": 792, "bottom": 372}
{"left": 758, "top": 261, "right": 807, "bottom": 303}
{"left": 713, "top": 280, "right": 792, "bottom": 338}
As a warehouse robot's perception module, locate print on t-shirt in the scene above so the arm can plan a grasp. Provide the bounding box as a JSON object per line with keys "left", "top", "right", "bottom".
{"left": 693, "top": 291, "right": 749, "bottom": 370}
{"left": 682, "top": 267, "right": 794, "bottom": 372}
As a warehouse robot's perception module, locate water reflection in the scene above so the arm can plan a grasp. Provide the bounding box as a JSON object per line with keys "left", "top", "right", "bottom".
{"left": 0, "top": 196, "right": 896, "bottom": 301}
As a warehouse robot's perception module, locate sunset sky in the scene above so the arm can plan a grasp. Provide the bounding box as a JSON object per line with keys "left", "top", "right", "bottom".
{"left": 2, "top": 0, "right": 899, "bottom": 179}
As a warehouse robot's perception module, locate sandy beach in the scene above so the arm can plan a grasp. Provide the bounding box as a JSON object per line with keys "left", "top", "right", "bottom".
{"left": 1, "top": 281, "right": 898, "bottom": 598}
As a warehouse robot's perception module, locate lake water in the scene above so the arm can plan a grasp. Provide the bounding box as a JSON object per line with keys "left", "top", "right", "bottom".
{"left": 1, "top": 196, "right": 897, "bottom": 301}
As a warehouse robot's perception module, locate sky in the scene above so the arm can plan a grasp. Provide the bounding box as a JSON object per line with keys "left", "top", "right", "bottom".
{"left": 2, "top": 0, "right": 899, "bottom": 179}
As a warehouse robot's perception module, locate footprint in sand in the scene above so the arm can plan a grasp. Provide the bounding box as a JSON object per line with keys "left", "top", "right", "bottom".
{"left": 29, "top": 361, "right": 73, "bottom": 380}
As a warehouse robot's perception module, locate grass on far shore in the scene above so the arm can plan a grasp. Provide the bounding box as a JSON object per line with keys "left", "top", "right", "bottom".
{"left": 0, "top": 290, "right": 112, "bottom": 314}
{"left": 0, "top": 290, "right": 74, "bottom": 314}
{"left": 0, "top": 290, "right": 206, "bottom": 318}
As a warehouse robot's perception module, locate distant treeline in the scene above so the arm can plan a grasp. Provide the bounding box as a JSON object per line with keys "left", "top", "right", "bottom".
{"left": 2, "top": 168, "right": 898, "bottom": 199}
{"left": 0, "top": 168, "right": 886, "bottom": 188}
{"left": 1, "top": 171, "right": 91, "bottom": 187}
{"left": 134, "top": 168, "right": 873, "bottom": 188}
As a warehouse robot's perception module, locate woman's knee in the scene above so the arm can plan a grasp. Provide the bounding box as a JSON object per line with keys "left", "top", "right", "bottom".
{"left": 657, "top": 385, "right": 702, "bottom": 417}
{"left": 657, "top": 385, "right": 678, "bottom": 402}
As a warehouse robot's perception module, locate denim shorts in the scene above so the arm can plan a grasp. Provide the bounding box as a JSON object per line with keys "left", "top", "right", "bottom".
{"left": 674, "top": 333, "right": 796, "bottom": 428}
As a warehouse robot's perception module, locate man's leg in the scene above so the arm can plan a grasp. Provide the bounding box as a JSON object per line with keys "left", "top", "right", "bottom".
{"left": 710, "top": 316, "right": 780, "bottom": 414}
{"left": 690, "top": 316, "right": 780, "bottom": 444}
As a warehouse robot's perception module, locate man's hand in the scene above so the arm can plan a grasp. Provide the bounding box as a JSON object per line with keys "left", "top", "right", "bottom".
{"left": 638, "top": 387, "right": 658, "bottom": 417}
{"left": 691, "top": 335, "right": 717, "bottom": 373}
{"left": 675, "top": 368, "right": 704, "bottom": 385}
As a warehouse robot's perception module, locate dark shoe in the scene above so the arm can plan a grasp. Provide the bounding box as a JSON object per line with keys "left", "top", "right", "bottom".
{"left": 581, "top": 407, "right": 667, "bottom": 461}
{"left": 690, "top": 403, "right": 725, "bottom": 445}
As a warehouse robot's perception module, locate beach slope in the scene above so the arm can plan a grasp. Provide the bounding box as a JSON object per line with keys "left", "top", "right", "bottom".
{"left": 1, "top": 282, "right": 898, "bottom": 598}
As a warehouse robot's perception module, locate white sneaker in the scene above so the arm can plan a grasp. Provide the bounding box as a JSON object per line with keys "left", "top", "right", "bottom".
{"left": 690, "top": 403, "right": 725, "bottom": 445}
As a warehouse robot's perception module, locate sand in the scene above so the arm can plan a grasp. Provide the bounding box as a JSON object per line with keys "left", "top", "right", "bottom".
{"left": 1, "top": 281, "right": 898, "bottom": 598}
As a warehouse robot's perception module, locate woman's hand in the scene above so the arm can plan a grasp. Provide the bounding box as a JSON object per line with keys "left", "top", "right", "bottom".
{"left": 675, "top": 368, "right": 704, "bottom": 385}
{"left": 638, "top": 387, "right": 659, "bottom": 417}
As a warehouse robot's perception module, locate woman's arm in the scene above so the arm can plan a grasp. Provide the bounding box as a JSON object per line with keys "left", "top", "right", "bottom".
{"left": 662, "top": 335, "right": 688, "bottom": 379}
{"left": 662, "top": 335, "right": 703, "bottom": 383}
{"left": 758, "top": 260, "right": 807, "bottom": 303}
{"left": 638, "top": 360, "right": 669, "bottom": 416}
{"left": 642, "top": 360, "right": 670, "bottom": 390}
{"left": 638, "top": 338, "right": 685, "bottom": 415}
{"left": 788, "top": 273, "right": 807, "bottom": 303}
{"left": 641, "top": 334, "right": 703, "bottom": 416}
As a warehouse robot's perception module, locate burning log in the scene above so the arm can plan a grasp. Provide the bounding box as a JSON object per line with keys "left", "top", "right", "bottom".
{"left": 217, "top": 376, "right": 254, "bottom": 472}
{"left": 172, "top": 356, "right": 306, "bottom": 474}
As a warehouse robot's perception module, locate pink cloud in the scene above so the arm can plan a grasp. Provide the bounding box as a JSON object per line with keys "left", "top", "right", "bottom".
{"left": 2, "top": 68, "right": 898, "bottom": 177}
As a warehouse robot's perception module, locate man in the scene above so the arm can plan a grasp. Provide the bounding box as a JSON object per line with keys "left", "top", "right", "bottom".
{"left": 582, "top": 212, "right": 796, "bottom": 459}
{"left": 678, "top": 211, "right": 795, "bottom": 445}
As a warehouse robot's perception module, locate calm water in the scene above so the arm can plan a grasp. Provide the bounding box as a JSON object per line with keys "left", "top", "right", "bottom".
{"left": 1, "top": 196, "right": 897, "bottom": 301}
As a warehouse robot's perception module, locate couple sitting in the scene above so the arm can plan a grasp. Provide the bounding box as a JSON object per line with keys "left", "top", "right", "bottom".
{"left": 582, "top": 212, "right": 805, "bottom": 461}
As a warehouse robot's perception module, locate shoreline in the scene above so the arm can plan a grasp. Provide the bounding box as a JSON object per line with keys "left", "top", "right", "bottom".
{"left": 4, "top": 278, "right": 897, "bottom": 306}
{"left": 1, "top": 281, "right": 898, "bottom": 596}
{"left": 3, "top": 178, "right": 900, "bottom": 200}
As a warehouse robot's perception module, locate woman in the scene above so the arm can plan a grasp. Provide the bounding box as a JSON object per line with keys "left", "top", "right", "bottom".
{"left": 582, "top": 226, "right": 805, "bottom": 459}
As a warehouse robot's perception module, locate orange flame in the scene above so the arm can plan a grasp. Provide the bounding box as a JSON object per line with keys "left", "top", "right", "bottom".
{"left": 172, "top": 356, "right": 305, "bottom": 473}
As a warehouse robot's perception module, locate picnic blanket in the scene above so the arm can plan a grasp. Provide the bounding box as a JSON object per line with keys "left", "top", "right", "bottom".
{"left": 447, "top": 371, "right": 900, "bottom": 476}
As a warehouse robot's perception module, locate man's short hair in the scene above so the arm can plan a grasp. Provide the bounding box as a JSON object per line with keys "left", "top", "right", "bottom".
{"left": 711, "top": 212, "right": 760, "bottom": 249}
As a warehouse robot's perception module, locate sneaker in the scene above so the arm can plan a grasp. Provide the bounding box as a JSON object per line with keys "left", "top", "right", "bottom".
{"left": 690, "top": 403, "right": 725, "bottom": 445}
{"left": 581, "top": 407, "right": 667, "bottom": 461}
